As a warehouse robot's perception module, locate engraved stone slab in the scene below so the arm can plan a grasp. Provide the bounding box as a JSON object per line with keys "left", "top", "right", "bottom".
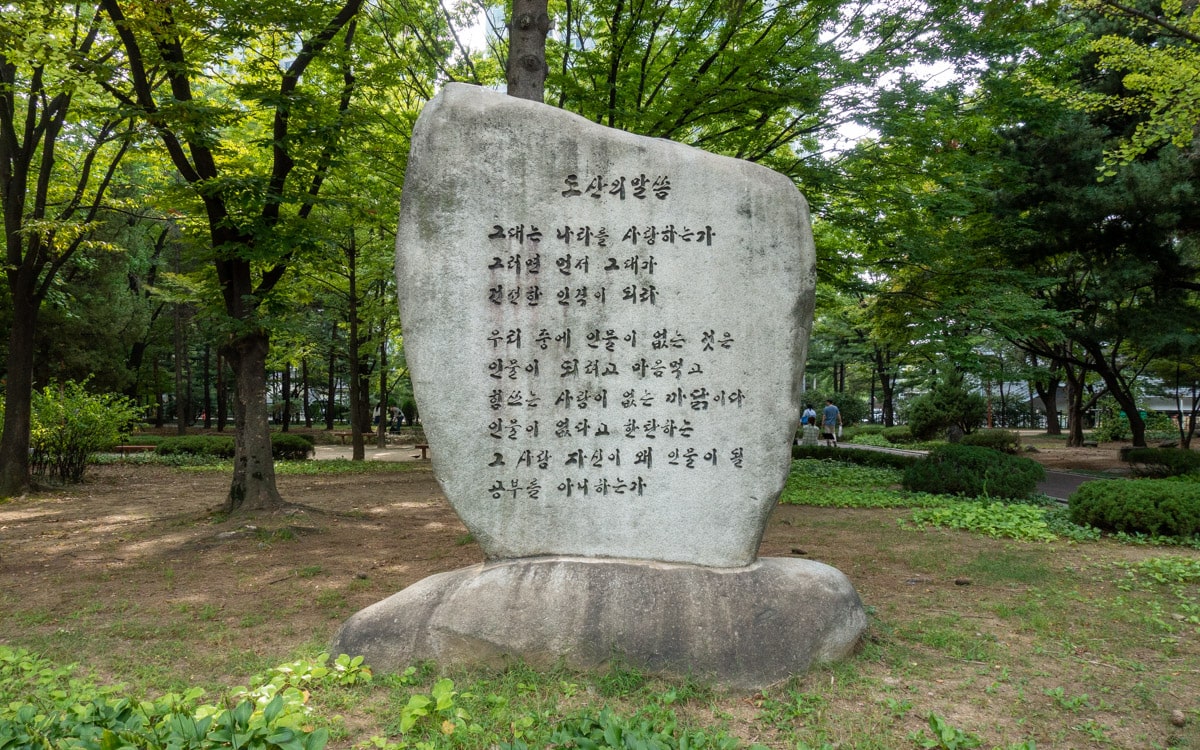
{"left": 397, "top": 83, "right": 816, "bottom": 568}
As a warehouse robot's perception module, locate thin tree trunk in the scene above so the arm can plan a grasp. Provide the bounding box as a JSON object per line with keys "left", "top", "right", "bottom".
{"left": 203, "top": 344, "right": 212, "bottom": 429}
{"left": 376, "top": 331, "right": 388, "bottom": 448}
{"left": 302, "top": 357, "right": 313, "bottom": 428}
{"left": 281, "top": 362, "right": 292, "bottom": 432}
{"left": 1064, "top": 365, "right": 1087, "bottom": 447}
{"left": 174, "top": 300, "right": 188, "bottom": 435}
{"left": 326, "top": 325, "right": 337, "bottom": 431}
{"left": 224, "top": 331, "right": 283, "bottom": 512}
{"left": 217, "top": 350, "right": 228, "bottom": 431}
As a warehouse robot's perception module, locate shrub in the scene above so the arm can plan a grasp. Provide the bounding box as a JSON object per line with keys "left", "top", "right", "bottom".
{"left": 849, "top": 432, "right": 893, "bottom": 448}
{"left": 792, "top": 445, "right": 921, "bottom": 470}
{"left": 1069, "top": 479, "right": 1200, "bottom": 538}
{"left": 902, "top": 444, "right": 1045, "bottom": 500}
{"left": 156, "top": 435, "right": 236, "bottom": 458}
{"left": 28, "top": 381, "right": 141, "bottom": 483}
{"left": 961, "top": 429, "right": 1021, "bottom": 454}
{"left": 1120, "top": 447, "right": 1200, "bottom": 478}
{"left": 903, "top": 376, "right": 986, "bottom": 440}
{"left": 881, "top": 425, "right": 914, "bottom": 444}
{"left": 273, "top": 433, "right": 315, "bottom": 460}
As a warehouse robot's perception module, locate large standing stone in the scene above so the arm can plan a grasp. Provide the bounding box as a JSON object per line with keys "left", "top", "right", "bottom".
{"left": 332, "top": 84, "right": 865, "bottom": 688}
{"left": 395, "top": 83, "right": 815, "bottom": 568}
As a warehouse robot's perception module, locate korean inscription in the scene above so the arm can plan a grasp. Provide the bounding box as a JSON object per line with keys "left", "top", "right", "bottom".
{"left": 396, "top": 84, "right": 815, "bottom": 568}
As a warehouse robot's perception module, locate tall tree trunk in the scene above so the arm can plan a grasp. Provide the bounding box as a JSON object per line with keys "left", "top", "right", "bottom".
{"left": 224, "top": 331, "right": 283, "bottom": 512}
{"left": 217, "top": 350, "right": 228, "bottom": 431}
{"left": 346, "top": 242, "right": 366, "bottom": 460}
{"left": 0, "top": 288, "right": 39, "bottom": 497}
{"left": 202, "top": 344, "right": 212, "bottom": 429}
{"left": 377, "top": 333, "right": 388, "bottom": 448}
{"left": 506, "top": 0, "right": 550, "bottom": 101}
{"left": 302, "top": 357, "right": 313, "bottom": 428}
{"left": 326, "top": 325, "right": 337, "bottom": 431}
{"left": 281, "top": 363, "right": 292, "bottom": 432}
{"left": 174, "top": 301, "right": 188, "bottom": 434}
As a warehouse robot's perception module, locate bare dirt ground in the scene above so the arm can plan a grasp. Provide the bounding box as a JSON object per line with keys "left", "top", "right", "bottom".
{"left": 2, "top": 437, "right": 1196, "bottom": 748}
{"left": 0, "top": 437, "right": 1143, "bottom": 676}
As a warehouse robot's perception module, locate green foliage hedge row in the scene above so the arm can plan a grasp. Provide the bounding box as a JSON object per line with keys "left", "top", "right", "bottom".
{"left": 155, "top": 434, "right": 315, "bottom": 461}
{"left": 1120, "top": 447, "right": 1200, "bottom": 478}
{"left": 1069, "top": 480, "right": 1200, "bottom": 538}
{"left": 157, "top": 435, "right": 236, "bottom": 458}
{"left": 902, "top": 444, "right": 1045, "bottom": 500}
{"left": 791, "top": 445, "right": 920, "bottom": 470}
{"left": 960, "top": 429, "right": 1021, "bottom": 454}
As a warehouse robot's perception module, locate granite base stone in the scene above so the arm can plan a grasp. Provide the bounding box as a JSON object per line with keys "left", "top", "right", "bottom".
{"left": 331, "top": 557, "right": 866, "bottom": 690}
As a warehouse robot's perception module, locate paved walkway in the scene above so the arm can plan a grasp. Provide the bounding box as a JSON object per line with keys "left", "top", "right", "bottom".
{"left": 313, "top": 444, "right": 427, "bottom": 462}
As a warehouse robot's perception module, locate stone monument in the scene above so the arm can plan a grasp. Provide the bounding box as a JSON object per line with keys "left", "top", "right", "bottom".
{"left": 331, "top": 83, "right": 866, "bottom": 689}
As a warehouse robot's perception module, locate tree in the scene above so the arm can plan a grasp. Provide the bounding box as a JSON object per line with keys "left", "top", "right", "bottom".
{"left": 1058, "top": 0, "right": 1200, "bottom": 169}
{"left": 100, "top": 0, "right": 367, "bottom": 510}
{"left": 1, "top": 1, "right": 136, "bottom": 496}
{"left": 988, "top": 99, "right": 1200, "bottom": 447}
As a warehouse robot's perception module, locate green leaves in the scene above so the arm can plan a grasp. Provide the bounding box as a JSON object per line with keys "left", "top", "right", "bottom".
{"left": 0, "top": 648, "right": 354, "bottom": 750}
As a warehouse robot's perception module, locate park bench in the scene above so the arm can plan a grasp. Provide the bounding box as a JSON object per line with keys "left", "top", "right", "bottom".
{"left": 414, "top": 444, "right": 430, "bottom": 459}
{"left": 333, "top": 431, "right": 355, "bottom": 445}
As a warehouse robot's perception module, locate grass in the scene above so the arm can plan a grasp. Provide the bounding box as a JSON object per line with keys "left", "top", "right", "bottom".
{"left": 1, "top": 458, "right": 1198, "bottom": 749}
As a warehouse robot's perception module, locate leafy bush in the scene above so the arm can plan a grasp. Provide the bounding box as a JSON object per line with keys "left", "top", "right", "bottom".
{"left": 29, "top": 381, "right": 141, "bottom": 483}
{"left": 843, "top": 424, "right": 885, "bottom": 441}
{"left": 1120, "top": 447, "right": 1200, "bottom": 478}
{"left": 273, "top": 433, "right": 315, "bottom": 460}
{"left": 1068, "top": 479, "right": 1200, "bottom": 538}
{"left": 0, "top": 647, "right": 361, "bottom": 750}
{"left": 960, "top": 429, "right": 1021, "bottom": 454}
{"left": 902, "top": 444, "right": 1045, "bottom": 500}
{"left": 1092, "top": 419, "right": 1129, "bottom": 443}
{"left": 157, "top": 435, "right": 236, "bottom": 458}
{"left": 903, "top": 376, "right": 986, "bottom": 440}
{"left": 881, "top": 425, "right": 915, "bottom": 444}
{"left": 848, "top": 432, "right": 893, "bottom": 447}
{"left": 791, "top": 445, "right": 921, "bottom": 470}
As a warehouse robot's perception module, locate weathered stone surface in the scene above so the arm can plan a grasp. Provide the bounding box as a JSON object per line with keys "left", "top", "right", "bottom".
{"left": 330, "top": 556, "right": 865, "bottom": 690}
{"left": 396, "top": 83, "right": 816, "bottom": 568}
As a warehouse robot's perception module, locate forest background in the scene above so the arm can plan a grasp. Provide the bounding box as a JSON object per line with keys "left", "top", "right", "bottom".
{"left": 2, "top": 0, "right": 1199, "bottom": 504}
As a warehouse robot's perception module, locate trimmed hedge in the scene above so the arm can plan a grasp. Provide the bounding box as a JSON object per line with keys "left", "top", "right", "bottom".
{"left": 1069, "top": 479, "right": 1200, "bottom": 538}
{"left": 902, "top": 444, "right": 1045, "bottom": 500}
{"left": 881, "top": 426, "right": 914, "bottom": 444}
{"left": 153, "top": 434, "right": 314, "bottom": 460}
{"left": 272, "top": 432, "right": 314, "bottom": 460}
{"left": 792, "top": 444, "right": 921, "bottom": 470}
{"left": 1120, "top": 447, "right": 1200, "bottom": 478}
{"left": 960, "top": 429, "right": 1021, "bottom": 454}
{"left": 156, "top": 435, "right": 235, "bottom": 458}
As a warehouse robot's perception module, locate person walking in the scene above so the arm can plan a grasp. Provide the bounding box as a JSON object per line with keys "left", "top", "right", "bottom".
{"left": 821, "top": 399, "right": 842, "bottom": 447}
